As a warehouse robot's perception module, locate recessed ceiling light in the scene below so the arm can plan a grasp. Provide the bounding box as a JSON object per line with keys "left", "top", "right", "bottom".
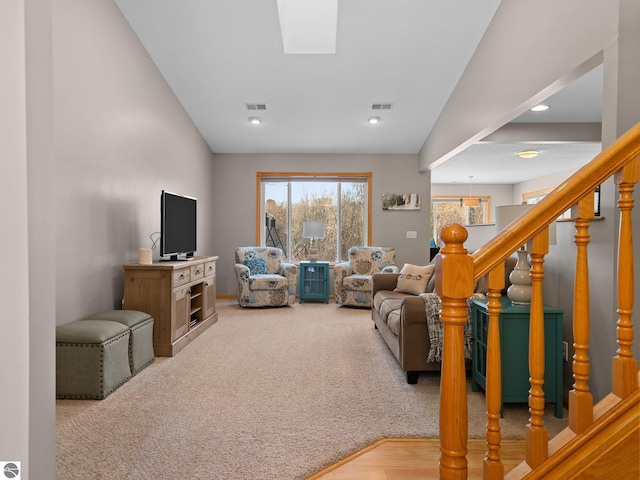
{"left": 368, "top": 116, "right": 381, "bottom": 124}
{"left": 530, "top": 104, "right": 550, "bottom": 112}
{"left": 518, "top": 149, "right": 539, "bottom": 159}
{"left": 249, "top": 117, "right": 262, "bottom": 125}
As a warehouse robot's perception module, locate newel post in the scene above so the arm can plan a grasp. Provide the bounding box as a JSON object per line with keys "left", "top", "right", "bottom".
{"left": 436, "top": 224, "right": 473, "bottom": 480}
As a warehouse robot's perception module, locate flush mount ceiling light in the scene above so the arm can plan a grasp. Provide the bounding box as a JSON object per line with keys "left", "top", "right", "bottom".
{"left": 277, "top": 0, "right": 338, "bottom": 54}
{"left": 368, "top": 116, "right": 381, "bottom": 124}
{"left": 531, "top": 104, "right": 550, "bottom": 112}
{"left": 249, "top": 117, "right": 262, "bottom": 125}
{"left": 518, "top": 149, "right": 539, "bottom": 159}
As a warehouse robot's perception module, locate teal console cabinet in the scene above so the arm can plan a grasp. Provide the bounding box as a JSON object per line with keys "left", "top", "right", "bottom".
{"left": 471, "top": 297, "right": 564, "bottom": 418}
{"left": 299, "top": 261, "right": 330, "bottom": 304}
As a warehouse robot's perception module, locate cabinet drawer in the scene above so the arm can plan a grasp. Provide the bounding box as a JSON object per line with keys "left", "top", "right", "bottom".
{"left": 204, "top": 261, "right": 216, "bottom": 277}
{"left": 190, "top": 264, "right": 205, "bottom": 281}
{"left": 173, "top": 268, "right": 191, "bottom": 287}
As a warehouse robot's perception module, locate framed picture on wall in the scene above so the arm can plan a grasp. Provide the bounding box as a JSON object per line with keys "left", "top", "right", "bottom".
{"left": 382, "top": 193, "right": 421, "bottom": 211}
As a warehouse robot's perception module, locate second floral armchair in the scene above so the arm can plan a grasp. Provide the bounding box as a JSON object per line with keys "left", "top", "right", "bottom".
{"left": 334, "top": 246, "right": 396, "bottom": 307}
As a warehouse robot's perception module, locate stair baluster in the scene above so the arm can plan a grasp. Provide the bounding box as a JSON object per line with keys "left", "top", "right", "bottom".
{"left": 569, "top": 194, "right": 595, "bottom": 433}
{"left": 613, "top": 159, "right": 639, "bottom": 398}
{"left": 483, "top": 263, "right": 506, "bottom": 479}
{"left": 525, "top": 228, "right": 550, "bottom": 467}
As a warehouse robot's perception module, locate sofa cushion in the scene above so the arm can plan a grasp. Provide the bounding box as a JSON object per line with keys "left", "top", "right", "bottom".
{"left": 372, "top": 290, "right": 413, "bottom": 337}
{"left": 378, "top": 297, "right": 403, "bottom": 323}
{"left": 373, "top": 289, "right": 408, "bottom": 310}
{"left": 342, "top": 274, "right": 372, "bottom": 292}
{"left": 387, "top": 309, "right": 402, "bottom": 336}
{"left": 394, "top": 264, "right": 435, "bottom": 295}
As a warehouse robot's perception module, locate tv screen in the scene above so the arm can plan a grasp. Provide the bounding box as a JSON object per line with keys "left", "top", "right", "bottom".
{"left": 160, "top": 190, "right": 197, "bottom": 261}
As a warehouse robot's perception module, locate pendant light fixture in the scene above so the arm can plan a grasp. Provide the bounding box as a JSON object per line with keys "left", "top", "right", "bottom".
{"left": 461, "top": 175, "right": 480, "bottom": 207}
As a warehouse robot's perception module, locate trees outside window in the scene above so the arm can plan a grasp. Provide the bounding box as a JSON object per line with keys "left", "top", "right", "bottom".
{"left": 430, "top": 196, "right": 490, "bottom": 245}
{"left": 259, "top": 173, "right": 370, "bottom": 262}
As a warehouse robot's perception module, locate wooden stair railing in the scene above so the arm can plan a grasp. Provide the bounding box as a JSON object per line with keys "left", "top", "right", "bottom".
{"left": 506, "top": 372, "right": 640, "bottom": 479}
{"left": 435, "top": 122, "right": 640, "bottom": 480}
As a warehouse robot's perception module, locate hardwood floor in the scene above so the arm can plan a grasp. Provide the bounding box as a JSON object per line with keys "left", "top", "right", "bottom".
{"left": 307, "top": 438, "right": 527, "bottom": 480}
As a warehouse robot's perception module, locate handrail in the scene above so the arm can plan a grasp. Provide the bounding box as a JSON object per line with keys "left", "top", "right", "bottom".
{"left": 471, "top": 122, "right": 640, "bottom": 281}
{"left": 437, "top": 121, "right": 640, "bottom": 480}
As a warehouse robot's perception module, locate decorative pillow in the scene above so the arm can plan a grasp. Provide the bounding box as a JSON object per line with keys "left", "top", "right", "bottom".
{"left": 243, "top": 257, "right": 268, "bottom": 275}
{"left": 394, "top": 264, "right": 435, "bottom": 295}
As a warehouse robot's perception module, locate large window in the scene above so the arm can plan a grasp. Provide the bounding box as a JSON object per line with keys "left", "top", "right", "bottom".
{"left": 430, "top": 196, "right": 490, "bottom": 245}
{"left": 258, "top": 172, "right": 371, "bottom": 263}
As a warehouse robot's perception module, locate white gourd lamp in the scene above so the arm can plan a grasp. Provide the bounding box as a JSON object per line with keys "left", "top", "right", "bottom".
{"left": 495, "top": 204, "right": 556, "bottom": 305}
{"left": 495, "top": 204, "right": 533, "bottom": 305}
{"left": 303, "top": 221, "right": 325, "bottom": 262}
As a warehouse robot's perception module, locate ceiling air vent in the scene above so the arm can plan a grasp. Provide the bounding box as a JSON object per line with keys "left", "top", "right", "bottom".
{"left": 245, "top": 103, "right": 267, "bottom": 111}
{"left": 371, "top": 103, "right": 393, "bottom": 110}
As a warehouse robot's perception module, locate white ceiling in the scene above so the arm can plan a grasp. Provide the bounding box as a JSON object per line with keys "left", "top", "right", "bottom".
{"left": 115, "top": 0, "right": 603, "bottom": 184}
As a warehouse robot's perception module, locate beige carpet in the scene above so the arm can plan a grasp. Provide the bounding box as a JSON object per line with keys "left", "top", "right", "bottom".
{"left": 56, "top": 300, "right": 568, "bottom": 479}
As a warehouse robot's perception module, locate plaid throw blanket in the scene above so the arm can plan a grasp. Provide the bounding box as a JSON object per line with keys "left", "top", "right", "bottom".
{"left": 420, "top": 293, "right": 480, "bottom": 363}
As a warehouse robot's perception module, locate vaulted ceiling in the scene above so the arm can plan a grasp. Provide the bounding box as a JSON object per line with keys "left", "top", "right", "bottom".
{"left": 115, "top": 0, "right": 602, "bottom": 184}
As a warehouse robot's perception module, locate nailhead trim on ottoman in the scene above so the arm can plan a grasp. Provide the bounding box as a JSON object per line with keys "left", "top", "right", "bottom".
{"left": 56, "top": 320, "right": 131, "bottom": 400}
{"left": 83, "top": 310, "right": 155, "bottom": 376}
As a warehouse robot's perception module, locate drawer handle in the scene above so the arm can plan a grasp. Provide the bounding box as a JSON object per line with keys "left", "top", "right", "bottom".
{"left": 195, "top": 269, "right": 201, "bottom": 275}
{"left": 179, "top": 274, "right": 185, "bottom": 280}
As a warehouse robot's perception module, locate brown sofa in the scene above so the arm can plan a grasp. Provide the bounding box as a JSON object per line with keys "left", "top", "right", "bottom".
{"left": 372, "top": 257, "right": 516, "bottom": 384}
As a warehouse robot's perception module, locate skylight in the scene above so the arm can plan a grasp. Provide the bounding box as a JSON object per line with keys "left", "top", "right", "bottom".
{"left": 276, "top": 0, "right": 338, "bottom": 54}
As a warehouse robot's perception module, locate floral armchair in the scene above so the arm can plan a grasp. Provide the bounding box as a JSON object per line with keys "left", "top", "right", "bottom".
{"left": 334, "top": 246, "right": 396, "bottom": 307}
{"left": 234, "top": 247, "right": 298, "bottom": 307}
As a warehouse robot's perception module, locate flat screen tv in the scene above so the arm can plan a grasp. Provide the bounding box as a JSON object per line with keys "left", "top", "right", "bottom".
{"left": 160, "top": 190, "right": 197, "bottom": 261}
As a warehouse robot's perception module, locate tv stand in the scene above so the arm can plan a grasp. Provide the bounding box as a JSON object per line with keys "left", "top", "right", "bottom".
{"left": 123, "top": 256, "right": 218, "bottom": 356}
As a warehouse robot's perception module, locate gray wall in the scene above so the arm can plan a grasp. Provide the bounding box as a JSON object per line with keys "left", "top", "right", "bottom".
{"left": 27, "top": 0, "right": 56, "bottom": 477}
{"left": 1, "top": 0, "right": 32, "bottom": 475}
{"left": 6, "top": 0, "right": 216, "bottom": 476}
{"left": 211, "top": 154, "right": 431, "bottom": 296}
{"left": 53, "top": 0, "right": 215, "bottom": 325}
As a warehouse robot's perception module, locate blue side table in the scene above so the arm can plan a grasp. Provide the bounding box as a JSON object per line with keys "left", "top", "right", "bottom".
{"left": 471, "top": 296, "right": 564, "bottom": 418}
{"left": 299, "top": 261, "right": 330, "bottom": 304}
